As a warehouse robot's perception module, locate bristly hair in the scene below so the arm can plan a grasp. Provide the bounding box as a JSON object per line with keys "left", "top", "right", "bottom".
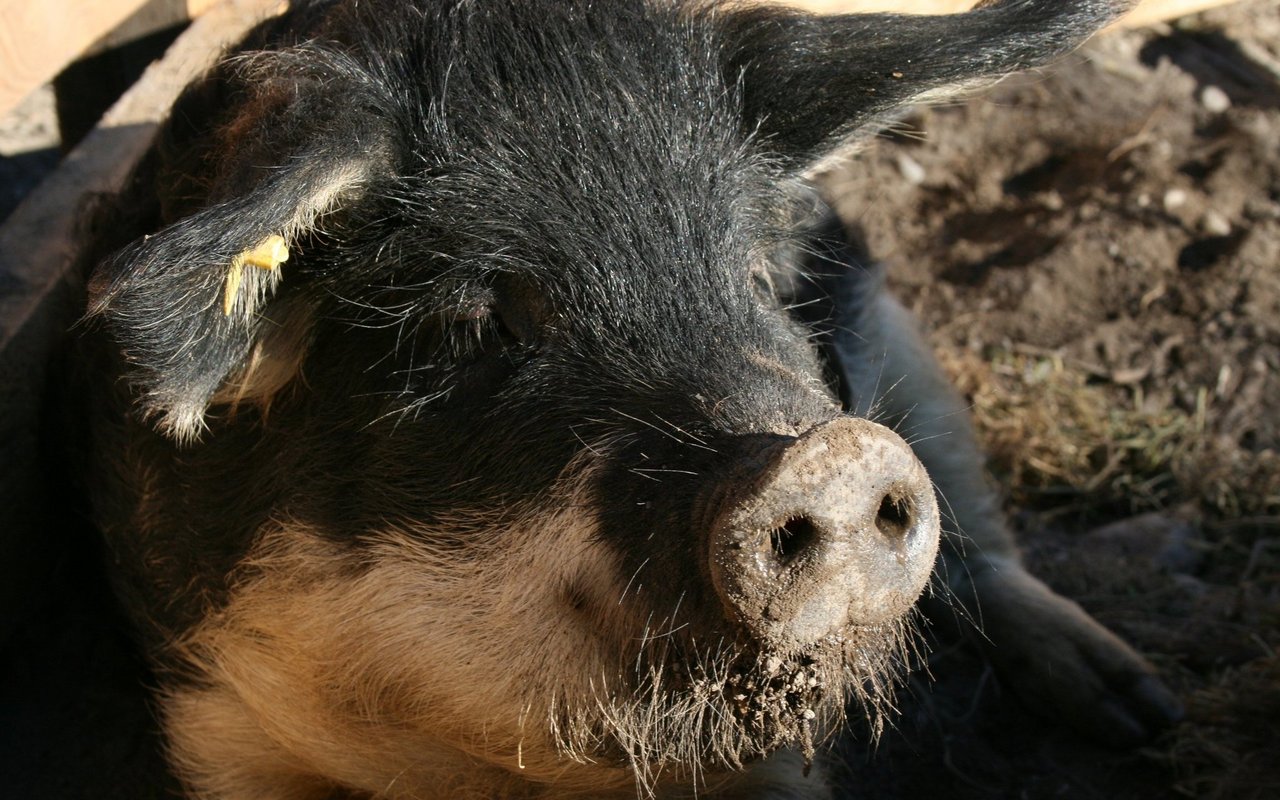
{"left": 549, "top": 613, "right": 920, "bottom": 796}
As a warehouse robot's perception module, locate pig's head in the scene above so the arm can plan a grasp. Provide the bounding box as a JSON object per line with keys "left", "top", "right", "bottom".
{"left": 84, "top": 0, "right": 1130, "bottom": 794}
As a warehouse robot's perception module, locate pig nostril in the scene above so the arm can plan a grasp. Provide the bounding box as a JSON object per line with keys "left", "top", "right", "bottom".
{"left": 875, "top": 493, "right": 914, "bottom": 540}
{"left": 769, "top": 515, "right": 820, "bottom": 565}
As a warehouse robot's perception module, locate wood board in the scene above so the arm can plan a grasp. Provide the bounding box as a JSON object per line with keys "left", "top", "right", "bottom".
{"left": 0, "top": 0, "right": 281, "bottom": 643}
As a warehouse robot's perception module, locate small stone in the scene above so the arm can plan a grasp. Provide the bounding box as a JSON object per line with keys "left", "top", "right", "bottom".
{"left": 1202, "top": 210, "right": 1232, "bottom": 237}
{"left": 895, "top": 153, "right": 926, "bottom": 185}
{"left": 1200, "top": 85, "right": 1231, "bottom": 114}
{"left": 1163, "top": 188, "right": 1187, "bottom": 212}
{"left": 1244, "top": 199, "right": 1280, "bottom": 221}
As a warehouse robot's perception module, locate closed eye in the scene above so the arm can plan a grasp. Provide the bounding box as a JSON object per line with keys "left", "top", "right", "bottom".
{"left": 751, "top": 267, "right": 779, "bottom": 305}
{"left": 444, "top": 304, "right": 523, "bottom": 365}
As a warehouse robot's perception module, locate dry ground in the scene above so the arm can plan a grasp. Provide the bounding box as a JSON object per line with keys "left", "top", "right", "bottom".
{"left": 824, "top": 1, "right": 1279, "bottom": 796}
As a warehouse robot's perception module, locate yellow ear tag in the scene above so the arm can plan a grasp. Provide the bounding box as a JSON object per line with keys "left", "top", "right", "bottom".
{"left": 223, "top": 235, "right": 290, "bottom": 316}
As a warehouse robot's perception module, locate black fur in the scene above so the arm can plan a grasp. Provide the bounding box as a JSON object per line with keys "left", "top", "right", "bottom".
{"left": 721, "top": 0, "right": 1131, "bottom": 164}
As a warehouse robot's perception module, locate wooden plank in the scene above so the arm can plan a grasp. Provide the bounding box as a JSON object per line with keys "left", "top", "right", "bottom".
{"left": 0, "top": 0, "right": 151, "bottom": 118}
{"left": 85, "top": 0, "right": 221, "bottom": 58}
{"left": 0, "top": 0, "right": 283, "bottom": 643}
{"left": 0, "top": 0, "right": 219, "bottom": 119}
{"left": 1120, "top": 0, "right": 1240, "bottom": 28}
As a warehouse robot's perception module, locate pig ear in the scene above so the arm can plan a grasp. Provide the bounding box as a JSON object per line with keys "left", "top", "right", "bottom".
{"left": 719, "top": 0, "right": 1133, "bottom": 168}
{"left": 87, "top": 47, "right": 395, "bottom": 443}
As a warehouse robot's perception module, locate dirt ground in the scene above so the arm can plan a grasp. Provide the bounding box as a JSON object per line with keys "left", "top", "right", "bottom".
{"left": 2, "top": 2, "right": 1277, "bottom": 798}
{"left": 823, "top": 1, "right": 1280, "bottom": 797}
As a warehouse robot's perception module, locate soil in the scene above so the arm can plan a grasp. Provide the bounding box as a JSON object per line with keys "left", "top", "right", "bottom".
{"left": 823, "top": 2, "right": 1280, "bottom": 797}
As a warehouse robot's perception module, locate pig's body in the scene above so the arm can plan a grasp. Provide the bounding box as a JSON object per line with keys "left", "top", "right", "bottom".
{"left": 72, "top": 1, "right": 1179, "bottom": 797}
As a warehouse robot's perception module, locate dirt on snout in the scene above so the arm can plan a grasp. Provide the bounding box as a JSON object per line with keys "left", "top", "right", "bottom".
{"left": 823, "top": 1, "right": 1280, "bottom": 797}
{"left": 724, "top": 653, "right": 826, "bottom": 767}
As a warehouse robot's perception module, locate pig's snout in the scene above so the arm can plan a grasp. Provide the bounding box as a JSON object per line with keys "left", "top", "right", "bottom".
{"left": 709, "top": 417, "right": 941, "bottom": 650}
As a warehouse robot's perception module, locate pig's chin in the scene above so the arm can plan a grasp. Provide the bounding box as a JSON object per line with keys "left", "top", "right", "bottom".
{"left": 552, "top": 617, "right": 915, "bottom": 784}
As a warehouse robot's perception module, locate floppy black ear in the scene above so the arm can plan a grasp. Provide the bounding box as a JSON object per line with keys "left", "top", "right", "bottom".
{"left": 719, "top": 0, "right": 1134, "bottom": 167}
{"left": 87, "top": 46, "right": 397, "bottom": 443}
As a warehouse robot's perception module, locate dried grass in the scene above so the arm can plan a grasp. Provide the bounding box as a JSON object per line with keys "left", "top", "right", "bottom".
{"left": 937, "top": 343, "right": 1280, "bottom": 798}
{"left": 937, "top": 347, "right": 1280, "bottom": 520}
{"left": 1165, "top": 654, "right": 1280, "bottom": 800}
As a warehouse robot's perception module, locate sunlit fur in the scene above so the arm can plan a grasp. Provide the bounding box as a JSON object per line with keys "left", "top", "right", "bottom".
{"left": 161, "top": 457, "right": 915, "bottom": 799}
{"left": 75, "top": 2, "right": 1140, "bottom": 797}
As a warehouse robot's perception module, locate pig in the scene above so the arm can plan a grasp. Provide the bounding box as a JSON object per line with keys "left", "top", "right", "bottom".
{"left": 70, "top": 0, "right": 1182, "bottom": 797}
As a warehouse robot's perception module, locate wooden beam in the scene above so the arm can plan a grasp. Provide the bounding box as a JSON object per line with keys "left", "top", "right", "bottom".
{"left": 0, "top": 0, "right": 220, "bottom": 119}
{"left": 1, "top": 0, "right": 150, "bottom": 118}
{"left": 85, "top": 0, "right": 221, "bottom": 58}
{"left": 0, "top": 0, "right": 282, "bottom": 644}
{"left": 1120, "top": 0, "right": 1241, "bottom": 29}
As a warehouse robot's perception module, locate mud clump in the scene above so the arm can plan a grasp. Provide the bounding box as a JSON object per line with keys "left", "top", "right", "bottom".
{"left": 724, "top": 654, "right": 824, "bottom": 768}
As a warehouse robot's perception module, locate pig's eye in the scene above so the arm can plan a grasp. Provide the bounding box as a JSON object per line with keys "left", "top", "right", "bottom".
{"left": 751, "top": 268, "right": 778, "bottom": 303}
{"left": 425, "top": 279, "right": 546, "bottom": 371}
{"left": 446, "top": 304, "right": 523, "bottom": 363}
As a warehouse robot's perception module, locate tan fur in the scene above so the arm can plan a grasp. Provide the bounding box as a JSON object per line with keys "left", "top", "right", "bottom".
{"left": 281, "top": 160, "right": 378, "bottom": 243}
{"left": 210, "top": 298, "right": 314, "bottom": 416}
{"left": 160, "top": 460, "right": 847, "bottom": 799}
{"left": 166, "top": 522, "right": 629, "bottom": 797}
{"left": 170, "top": 492, "right": 653, "bottom": 794}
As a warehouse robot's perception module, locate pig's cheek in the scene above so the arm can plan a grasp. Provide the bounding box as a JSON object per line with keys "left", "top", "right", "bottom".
{"left": 159, "top": 507, "right": 639, "bottom": 792}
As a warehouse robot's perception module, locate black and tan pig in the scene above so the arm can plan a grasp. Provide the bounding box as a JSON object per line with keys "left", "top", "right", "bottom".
{"left": 71, "top": 1, "right": 1180, "bottom": 797}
